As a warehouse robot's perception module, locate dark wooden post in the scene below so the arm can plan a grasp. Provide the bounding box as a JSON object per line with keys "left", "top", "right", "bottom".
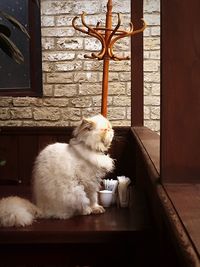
{"left": 131, "top": 0, "right": 144, "bottom": 126}
{"left": 161, "top": 0, "right": 200, "bottom": 183}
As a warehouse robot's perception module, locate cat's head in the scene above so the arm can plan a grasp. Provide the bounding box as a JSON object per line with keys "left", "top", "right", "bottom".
{"left": 73, "top": 114, "right": 114, "bottom": 152}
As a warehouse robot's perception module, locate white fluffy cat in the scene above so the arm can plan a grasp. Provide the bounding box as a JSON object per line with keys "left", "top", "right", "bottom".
{"left": 0, "top": 114, "right": 114, "bottom": 227}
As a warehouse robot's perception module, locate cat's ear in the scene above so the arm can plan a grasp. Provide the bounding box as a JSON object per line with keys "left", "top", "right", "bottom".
{"left": 81, "top": 118, "right": 95, "bottom": 131}
{"left": 73, "top": 118, "right": 95, "bottom": 137}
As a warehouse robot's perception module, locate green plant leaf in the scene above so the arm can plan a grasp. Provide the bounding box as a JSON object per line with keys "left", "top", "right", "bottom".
{"left": 0, "top": 10, "right": 30, "bottom": 38}
{"left": 0, "top": 32, "right": 24, "bottom": 64}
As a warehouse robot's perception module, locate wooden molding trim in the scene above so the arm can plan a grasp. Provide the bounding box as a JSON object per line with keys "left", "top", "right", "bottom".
{"left": 131, "top": 126, "right": 200, "bottom": 266}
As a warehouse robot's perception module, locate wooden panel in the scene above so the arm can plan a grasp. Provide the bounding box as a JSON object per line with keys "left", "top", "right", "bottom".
{"left": 0, "top": 242, "right": 155, "bottom": 267}
{"left": 108, "top": 128, "right": 133, "bottom": 178}
{"left": 19, "top": 135, "right": 38, "bottom": 185}
{"left": 38, "top": 135, "right": 57, "bottom": 152}
{"left": 56, "top": 134, "right": 71, "bottom": 143}
{"left": 0, "top": 127, "right": 132, "bottom": 185}
{"left": 161, "top": 0, "right": 200, "bottom": 182}
{"left": 0, "top": 136, "right": 19, "bottom": 184}
{"left": 131, "top": 0, "right": 144, "bottom": 126}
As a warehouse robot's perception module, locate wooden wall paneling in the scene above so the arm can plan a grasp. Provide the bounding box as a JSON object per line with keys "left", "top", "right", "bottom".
{"left": 115, "top": 134, "right": 135, "bottom": 179}
{"left": 37, "top": 128, "right": 73, "bottom": 152}
{"left": 56, "top": 134, "right": 71, "bottom": 143}
{"left": 161, "top": 0, "right": 200, "bottom": 183}
{"left": 104, "top": 127, "right": 133, "bottom": 179}
{"left": 0, "top": 136, "right": 19, "bottom": 184}
{"left": 37, "top": 135, "right": 57, "bottom": 153}
{"left": 131, "top": 0, "right": 144, "bottom": 126}
{"left": 18, "top": 135, "right": 38, "bottom": 185}
{"left": 0, "top": 127, "right": 134, "bottom": 185}
{"left": 56, "top": 128, "right": 73, "bottom": 143}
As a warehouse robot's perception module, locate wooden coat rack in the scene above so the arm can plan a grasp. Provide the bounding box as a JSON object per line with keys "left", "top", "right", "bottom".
{"left": 72, "top": 0, "right": 146, "bottom": 117}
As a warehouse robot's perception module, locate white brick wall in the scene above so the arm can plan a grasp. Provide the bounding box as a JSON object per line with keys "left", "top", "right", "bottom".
{"left": 0, "top": 0, "right": 160, "bottom": 132}
{"left": 144, "top": 0, "right": 160, "bottom": 132}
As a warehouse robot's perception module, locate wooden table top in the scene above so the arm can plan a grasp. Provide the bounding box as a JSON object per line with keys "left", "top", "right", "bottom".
{"left": 0, "top": 185, "right": 150, "bottom": 244}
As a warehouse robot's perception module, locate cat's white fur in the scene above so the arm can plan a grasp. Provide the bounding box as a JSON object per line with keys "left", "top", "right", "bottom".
{"left": 0, "top": 114, "right": 114, "bottom": 227}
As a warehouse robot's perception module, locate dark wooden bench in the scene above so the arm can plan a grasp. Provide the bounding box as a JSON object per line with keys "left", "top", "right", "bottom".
{"left": 1, "top": 126, "right": 197, "bottom": 267}
{"left": 0, "top": 126, "right": 156, "bottom": 267}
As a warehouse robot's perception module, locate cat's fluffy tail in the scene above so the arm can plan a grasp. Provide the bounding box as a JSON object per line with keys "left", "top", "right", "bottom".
{"left": 0, "top": 196, "right": 41, "bottom": 227}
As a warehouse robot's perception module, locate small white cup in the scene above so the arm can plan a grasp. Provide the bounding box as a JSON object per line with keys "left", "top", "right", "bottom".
{"left": 98, "top": 190, "right": 113, "bottom": 207}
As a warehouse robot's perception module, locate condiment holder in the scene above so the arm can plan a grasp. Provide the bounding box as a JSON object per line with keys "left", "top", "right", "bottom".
{"left": 99, "top": 177, "right": 132, "bottom": 208}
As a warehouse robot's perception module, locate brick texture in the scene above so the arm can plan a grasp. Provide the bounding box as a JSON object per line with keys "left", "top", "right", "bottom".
{"left": 0, "top": 0, "right": 160, "bottom": 132}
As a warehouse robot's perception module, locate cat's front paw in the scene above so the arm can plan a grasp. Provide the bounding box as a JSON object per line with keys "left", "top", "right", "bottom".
{"left": 82, "top": 206, "right": 92, "bottom": 216}
{"left": 91, "top": 204, "right": 105, "bottom": 214}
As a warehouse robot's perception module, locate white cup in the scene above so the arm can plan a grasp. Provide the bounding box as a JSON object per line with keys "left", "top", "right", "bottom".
{"left": 98, "top": 190, "right": 113, "bottom": 207}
